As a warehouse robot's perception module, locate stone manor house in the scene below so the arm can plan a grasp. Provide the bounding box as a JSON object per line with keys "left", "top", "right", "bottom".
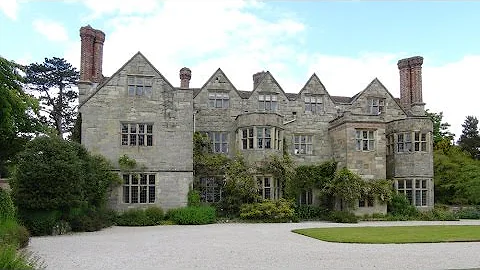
{"left": 77, "top": 25, "right": 433, "bottom": 214}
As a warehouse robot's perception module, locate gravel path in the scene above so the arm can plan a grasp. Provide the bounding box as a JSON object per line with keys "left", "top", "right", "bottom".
{"left": 28, "top": 220, "right": 480, "bottom": 270}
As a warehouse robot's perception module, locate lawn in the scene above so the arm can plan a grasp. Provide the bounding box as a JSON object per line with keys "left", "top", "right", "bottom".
{"left": 292, "top": 225, "right": 480, "bottom": 244}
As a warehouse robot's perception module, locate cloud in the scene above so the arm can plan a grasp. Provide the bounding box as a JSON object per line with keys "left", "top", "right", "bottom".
{"left": 0, "top": 0, "right": 18, "bottom": 20}
{"left": 33, "top": 19, "right": 69, "bottom": 42}
{"left": 78, "top": 0, "right": 160, "bottom": 19}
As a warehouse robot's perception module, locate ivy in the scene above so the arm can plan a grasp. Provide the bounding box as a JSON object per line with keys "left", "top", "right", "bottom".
{"left": 118, "top": 154, "right": 136, "bottom": 171}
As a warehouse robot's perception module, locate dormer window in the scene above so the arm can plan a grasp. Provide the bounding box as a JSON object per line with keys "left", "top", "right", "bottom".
{"left": 305, "top": 95, "right": 323, "bottom": 114}
{"left": 369, "top": 98, "right": 385, "bottom": 114}
{"left": 258, "top": 93, "right": 278, "bottom": 111}
{"left": 128, "top": 76, "right": 153, "bottom": 97}
{"left": 208, "top": 92, "right": 229, "bottom": 108}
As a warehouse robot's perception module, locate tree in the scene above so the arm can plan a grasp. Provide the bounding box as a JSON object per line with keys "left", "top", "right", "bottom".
{"left": 425, "top": 110, "right": 455, "bottom": 150}
{"left": 0, "top": 57, "right": 42, "bottom": 177}
{"left": 457, "top": 116, "right": 480, "bottom": 159}
{"left": 10, "top": 136, "right": 120, "bottom": 235}
{"left": 25, "top": 57, "right": 79, "bottom": 137}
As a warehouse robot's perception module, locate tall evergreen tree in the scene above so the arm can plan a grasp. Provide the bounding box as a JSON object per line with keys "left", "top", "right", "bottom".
{"left": 0, "top": 57, "right": 42, "bottom": 177}
{"left": 458, "top": 115, "right": 480, "bottom": 159}
{"left": 25, "top": 57, "right": 79, "bottom": 137}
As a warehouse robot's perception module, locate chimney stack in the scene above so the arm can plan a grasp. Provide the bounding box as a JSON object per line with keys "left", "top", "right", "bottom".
{"left": 79, "top": 25, "right": 105, "bottom": 83}
{"left": 253, "top": 71, "right": 266, "bottom": 89}
{"left": 397, "top": 56, "right": 425, "bottom": 115}
{"left": 179, "top": 67, "right": 191, "bottom": 88}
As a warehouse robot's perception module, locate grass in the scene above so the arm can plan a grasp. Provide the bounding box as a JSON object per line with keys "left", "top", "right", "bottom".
{"left": 292, "top": 225, "right": 480, "bottom": 244}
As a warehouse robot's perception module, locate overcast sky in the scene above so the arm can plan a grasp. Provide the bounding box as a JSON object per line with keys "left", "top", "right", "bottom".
{"left": 1, "top": 0, "right": 479, "bottom": 140}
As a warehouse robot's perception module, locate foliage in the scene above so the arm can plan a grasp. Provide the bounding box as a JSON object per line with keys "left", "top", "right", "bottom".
{"left": 456, "top": 206, "right": 480, "bottom": 219}
{"left": 0, "top": 219, "right": 30, "bottom": 249}
{"left": 118, "top": 154, "right": 137, "bottom": 170}
{"left": 239, "top": 199, "right": 295, "bottom": 222}
{"left": 116, "top": 207, "right": 165, "bottom": 226}
{"left": 220, "top": 153, "right": 258, "bottom": 215}
{"left": 257, "top": 154, "right": 295, "bottom": 199}
{"left": 166, "top": 206, "right": 216, "bottom": 225}
{"left": 0, "top": 245, "right": 46, "bottom": 270}
{"left": 288, "top": 161, "right": 337, "bottom": 198}
{"left": 0, "top": 189, "right": 16, "bottom": 222}
{"left": 387, "top": 194, "right": 418, "bottom": 217}
{"left": 323, "top": 168, "right": 364, "bottom": 209}
{"left": 294, "top": 205, "right": 330, "bottom": 220}
{"left": 70, "top": 112, "right": 81, "bottom": 143}
{"left": 426, "top": 109, "right": 455, "bottom": 150}
{"left": 417, "top": 208, "right": 458, "bottom": 221}
{"left": 68, "top": 207, "right": 116, "bottom": 232}
{"left": 457, "top": 115, "right": 480, "bottom": 159}
{"left": 0, "top": 57, "right": 42, "bottom": 177}
{"left": 11, "top": 136, "right": 120, "bottom": 235}
{"left": 187, "top": 189, "right": 201, "bottom": 207}
{"left": 363, "top": 179, "right": 393, "bottom": 203}
{"left": 18, "top": 210, "right": 61, "bottom": 236}
{"left": 328, "top": 211, "right": 358, "bottom": 223}
{"left": 293, "top": 225, "right": 480, "bottom": 244}
{"left": 25, "top": 57, "right": 79, "bottom": 136}
{"left": 434, "top": 146, "right": 480, "bottom": 204}
{"left": 193, "top": 132, "right": 229, "bottom": 177}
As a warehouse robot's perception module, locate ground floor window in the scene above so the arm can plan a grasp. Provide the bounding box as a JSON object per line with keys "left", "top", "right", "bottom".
{"left": 299, "top": 189, "right": 313, "bottom": 205}
{"left": 358, "top": 196, "right": 374, "bottom": 208}
{"left": 396, "top": 179, "right": 428, "bottom": 206}
{"left": 197, "top": 176, "right": 223, "bottom": 203}
{"left": 122, "top": 173, "right": 156, "bottom": 204}
{"left": 257, "top": 176, "right": 280, "bottom": 200}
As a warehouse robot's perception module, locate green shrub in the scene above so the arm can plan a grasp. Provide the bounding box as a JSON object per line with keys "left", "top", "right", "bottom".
{"left": 18, "top": 210, "right": 61, "bottom": 236}
{"left": 68, "top": 207, "right": 115, "bottom": 232}
{"left": 387, "top": 194, "right": 418, "bottom": 217}
{"left": 167, "top": 206, "right": 216, "bottom": 225}
{"left": 0, "top": 189, "right": 16, "bottom": 222}
{"left": 456, "top": 207, "right": 480, "bottom": 219}
{"left": 0, "top": 245, "right": 45, "bottom": 270}
{"left": 187, "top": 189, "right": 201, "bottom": 207}
{"left": 418, "top": 208, "right": 458, "bottom": 221}
{"left": 329, "top": 211, "right": 358, "bottom": 223}
{"left": 116, "top": 207, "right": 165, "bottom": 226}
{"left": 239, "top": 199, "right": 295, "bottom": 222}
{"left": 144, "top": 207, "right": 164, "bottom": 224}
{"left": 294, "top": 205, "right": 330, "bottom": 220}
{"left": 0, "top": 219, "right": 30, "bottom": 249}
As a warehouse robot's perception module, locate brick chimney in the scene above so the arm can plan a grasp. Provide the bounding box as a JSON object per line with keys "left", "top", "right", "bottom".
{"left": 179, "top": 67, "right": 191, "bottom": 88}
{"left": 79, "top": 25, "right": 105, "bottom": 83}
{"left": 397, "top": 56, "right": 425, "bottom": 115}
{"left": 253, "top": 71, "right": 266, "bottom": 89}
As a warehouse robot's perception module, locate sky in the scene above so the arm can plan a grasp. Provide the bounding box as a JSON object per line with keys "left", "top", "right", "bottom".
{"left": 1, "top": 0, "right": 479, "bottom": 140}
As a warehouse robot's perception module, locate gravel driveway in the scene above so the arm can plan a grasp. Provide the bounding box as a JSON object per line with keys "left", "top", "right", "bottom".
{"left": 28, "top": 220, "right": 480, "bottom": 270}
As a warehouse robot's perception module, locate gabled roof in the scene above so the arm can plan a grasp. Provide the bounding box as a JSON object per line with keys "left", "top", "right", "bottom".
{"left": 350, "top": 77, "right": 408, "bottom": 115}
{"left": 195, "top": 68, "right": 242, "bottom": 98}
{"left": 78, "top": 51, "right": 176, "bottom": 109}
{"left": 252, "top": 71, "right": 292, "bottom": 100}
{"left": 297, "top": 73, "right": 337, "bottom": 104}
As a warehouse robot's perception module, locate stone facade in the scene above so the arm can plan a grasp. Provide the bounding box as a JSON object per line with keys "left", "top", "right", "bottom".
{"left": 78, "top": 26, "right": 433, "bottom": 213}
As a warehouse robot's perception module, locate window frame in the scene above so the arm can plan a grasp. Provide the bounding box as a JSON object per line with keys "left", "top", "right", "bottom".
{"left": 122, "top": 173, "right": 156, "bottom": 204}
{"left": 206, "top": 131, "right": 229, "bottom": 154}
{"left": 396, "top": 179, "right": 428, "bottom": 207}
{"left": 127, "top": 75, "right": 153, "bottom": 97}
{"left": 208, "top": 91, "right": 230, "bottom": 109}
{"left": 257, "top": 176, "right": 280, "bottom": 200}
{"left": 293, "top": 134, "right": 313, "bottom": 155}
{"left": 368, "top": 98, "right": 385, "bottom": 114}
{"left": 258, "top": 93, "right": 278, "bottom": 111}
{"left": 355, "top": 130, "right": 375, "bottom": 151}
{"left": 121, "top": 123, "right": 154, "bottom": 147}
{"left": 304, "top": 95, "right": 324, "bottom": 114}
{"left": 197, "top": 176, "right": 223, "bottom": 203}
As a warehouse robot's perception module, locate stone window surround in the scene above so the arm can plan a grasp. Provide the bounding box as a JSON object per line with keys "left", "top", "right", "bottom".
{"left": 127, "top": 74, "right": 154, "bottom": 97}
{"left": 206, "top": 131, "right": 228, "bottom": 154}
{"left": 240, "top": 126, "right": 283, "bottom": 151}
{"left": 299, "top": 188, "right": 313, "bottom": 205}
{"left": 395, "top": 178, "right": 429, "bottom": 207}
{"left": 197, "top": 176, "right": 223, "bottom": 203}
{"left": 304, "top": 94, "right": 324, "bottom": 114}
{"left": 258, "top": 92, "right": 278, "bottom": 111}
{"left": 358, "top": 197, "right": 374, "bottom": 208}
{"left": 208, "top": 91, "right": 230, "bottom": 109}
{"left": 257, "top": 175, "right": 280, "bottom": 200}
{"left": 121, "top": 122, "right": 153, "bottom": 146}
{"left": 395, "top": 131, "right": 429, "bottom": 153}
{"left": 122, "top": 173, "right": 156, "bottom": 204}
{"left": 293, "top": 134, "right": 313, "bottom": 155}
{"left": 355, "top": 129, "right": 375, "bottom": 151}
{"left": 368, "top": 97, "right": 385, "bottom": 115}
